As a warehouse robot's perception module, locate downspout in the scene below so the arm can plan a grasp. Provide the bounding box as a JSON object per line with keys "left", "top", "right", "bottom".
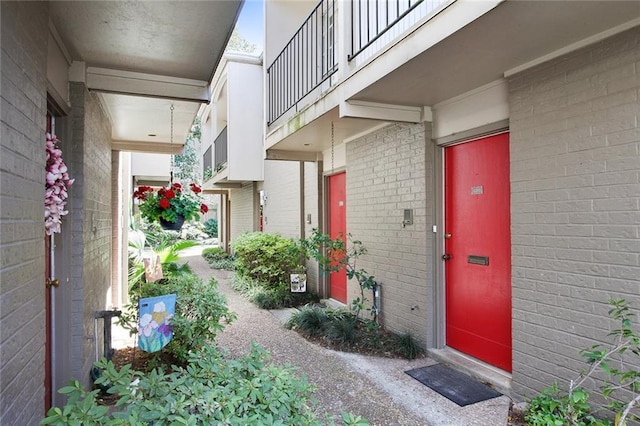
{"left": 299, "top": 162, "right": 305, "bottom": 240}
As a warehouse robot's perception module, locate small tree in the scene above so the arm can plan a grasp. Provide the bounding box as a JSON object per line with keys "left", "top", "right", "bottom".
{"left": 173, "top": 119, "right": 201, "bottom": 184}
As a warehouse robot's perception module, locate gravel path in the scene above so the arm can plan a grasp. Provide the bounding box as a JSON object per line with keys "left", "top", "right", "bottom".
{"left": 182, "top": 250, "right": 511, "bottom": 426}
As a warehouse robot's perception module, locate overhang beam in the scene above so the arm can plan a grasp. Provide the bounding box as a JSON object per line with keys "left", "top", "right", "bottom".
{"left": 112, "top": 140, "right": 184, "bottom": 154}
{"left": 266, "top": 150, "right": 323, "bottom": 162}
{"left": 339, "top": 100, "right": 422, "bottom": 123}
{"left": 87, "top": 67, "right": 210, "bottom": 103}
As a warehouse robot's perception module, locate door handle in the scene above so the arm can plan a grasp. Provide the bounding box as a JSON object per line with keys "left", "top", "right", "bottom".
{"left": 442, "top": 254, "right": 452, "bottom": 261}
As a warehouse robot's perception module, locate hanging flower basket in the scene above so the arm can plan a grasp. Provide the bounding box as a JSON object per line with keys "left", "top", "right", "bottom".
{"left": 134, "top": 182, "right": 208, "bottom": 229}
{"left": 159, "top": 215, "right": 186, "bottom": 231}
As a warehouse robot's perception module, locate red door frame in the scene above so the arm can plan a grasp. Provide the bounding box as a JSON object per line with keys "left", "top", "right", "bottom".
{"left": 327, "top": 172, "right": 347, "bottom": 303}
{"left": 444, "top": 133, "right": 512, "bottom": 372}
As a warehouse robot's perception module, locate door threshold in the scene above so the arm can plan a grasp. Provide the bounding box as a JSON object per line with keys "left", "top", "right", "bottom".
{"left": 321, "top": 298, "right": 347, "bottom": 309}
{"left": 427, "top": 347, "right": 512, "bottom": 397}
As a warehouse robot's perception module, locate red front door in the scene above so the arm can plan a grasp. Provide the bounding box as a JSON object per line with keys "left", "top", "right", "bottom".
{"left": 328, "top": 172, "right": 347, "bottom": 303}
{"left": 444, "top": 133, "right": 512, "bottom": 372}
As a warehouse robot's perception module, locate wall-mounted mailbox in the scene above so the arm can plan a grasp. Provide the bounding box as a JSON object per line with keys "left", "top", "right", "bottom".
{"left": 468, "top": 255, "right": 489, "bottom": 266}
{"left": 402, "top": 209, "right": 413, "bottom": 227}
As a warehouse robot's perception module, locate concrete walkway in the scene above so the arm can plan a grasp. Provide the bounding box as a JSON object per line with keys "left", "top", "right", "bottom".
{"left": 115, "top": 248, "right": 512, "bottom": 425}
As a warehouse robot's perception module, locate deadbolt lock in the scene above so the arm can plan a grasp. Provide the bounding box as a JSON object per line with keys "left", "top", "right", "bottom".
{"left": 445, "top": 233, "right": 452, "bottom": 239}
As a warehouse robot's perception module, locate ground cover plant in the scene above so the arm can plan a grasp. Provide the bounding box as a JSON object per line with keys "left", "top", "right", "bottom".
{"left": 287, "top": 305, "right": 424, "bottom": 360}
{"left": 43, "top": 345, "right": 333, "bottom": 425}
{"left": 525, "top": 299, "right": 640, "bottom": 426}
{"left": 202, "top": 246, "right": 236, "bottom": 270}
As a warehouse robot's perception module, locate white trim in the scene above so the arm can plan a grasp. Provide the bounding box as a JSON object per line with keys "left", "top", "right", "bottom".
{"left": 86, "top": 67, "right": 210, "bottom": 103}
{"left": 48, "top": 20, "right": 72, "bottom": 65}
{"left": 433, "top": 79, "right": 506, "bottom": 109}
{"left": 342, "top": 122, "right": 390, "bottom": 144}
{"left": 339, "top": 100, "right": 422, "bottom": 122}
{"left": 505, "top": 17, "right": 640, "bottom": 77}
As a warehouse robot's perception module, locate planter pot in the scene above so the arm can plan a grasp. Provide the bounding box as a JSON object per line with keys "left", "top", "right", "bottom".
{"left": 159, "top": 215, "right": 185, "bottom": 231}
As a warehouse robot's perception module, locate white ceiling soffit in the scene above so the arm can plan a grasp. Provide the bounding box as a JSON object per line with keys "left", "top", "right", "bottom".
{"left": 49, "top": 0, "right": 243, "bottom": 152}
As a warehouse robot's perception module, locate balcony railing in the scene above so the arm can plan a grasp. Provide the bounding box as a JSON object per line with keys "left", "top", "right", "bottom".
{"left": 214, "top": 126, "right": 228, "bottom": 172}
{"left": 203, "top": 145, "right": 212, "bottom": 180}
{"left": 267, "top": 0, "right": 337, "bottom": 125}
{"left": 349, "top": 0, "right": 425, "bottom": 61}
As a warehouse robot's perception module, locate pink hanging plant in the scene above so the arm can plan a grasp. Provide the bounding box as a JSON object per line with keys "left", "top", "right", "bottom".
{"left": 45, "top": 133, "right": 74, "bottom": 235}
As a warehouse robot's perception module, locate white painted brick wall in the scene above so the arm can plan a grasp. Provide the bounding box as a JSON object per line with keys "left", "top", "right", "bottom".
{"left": 262, "top": 160, "right": 301, "bottom": 239}
{"left": 230, "top": 182, "right": 256, "bottom": 241}
{"left": 0, "top": 2, "right": 49, "bottom": 424}
{"left": 508, "top": 27, "right": 640, "bottom": 401}
{"left": 346, "top": 122, "right": 433, "bottom": 345}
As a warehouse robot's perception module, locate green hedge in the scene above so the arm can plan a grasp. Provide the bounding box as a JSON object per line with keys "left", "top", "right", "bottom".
{"left": 232, "top": 232, "right": 302, "bottom": 287}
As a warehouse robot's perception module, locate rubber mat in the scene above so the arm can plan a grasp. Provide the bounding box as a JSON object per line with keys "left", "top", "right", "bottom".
{"left": 405, "top": 363, "right": 502, "bottom": 406}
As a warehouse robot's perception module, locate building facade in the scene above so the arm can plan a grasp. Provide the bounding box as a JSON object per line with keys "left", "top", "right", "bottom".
{"left": 262, "top": 0, "right": 640, "bottom": 400}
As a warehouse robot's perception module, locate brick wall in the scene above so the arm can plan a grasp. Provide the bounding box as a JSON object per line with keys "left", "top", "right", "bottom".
{"left": 303, "top": 161, "right": 321, "bottom": 293}
{"left": 230, "top": 182, "right": 256, "bottom": 241}
{"left": 508, "top": 27, "right": 640, "bottom": 400}
{"left": 262, "top": 160, "right": 301, "bottom": 239}
{"left": 346, "top": 122, "right": 433, "bottom": 345}
{"left": 0, "top": 2, "right": 49, "bottom": 424}
{"left": 68, "top": 82, "right": 113, "bottom": 386}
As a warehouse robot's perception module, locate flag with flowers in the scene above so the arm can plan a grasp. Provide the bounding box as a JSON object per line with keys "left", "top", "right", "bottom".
{"left": 134, "top": 182, "right": 208, "bottom": 226}
{"left": 138, "top": 294, "right": 176, "bottom": 353}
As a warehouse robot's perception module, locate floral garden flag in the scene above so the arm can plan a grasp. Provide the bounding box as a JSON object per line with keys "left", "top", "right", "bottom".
{"left": 138, "top": 294, "right": 176, "bottom": 353}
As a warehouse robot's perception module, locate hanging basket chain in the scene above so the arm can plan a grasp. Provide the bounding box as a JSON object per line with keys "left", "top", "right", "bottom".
{"left": 170, "top": 104, "right": 175, "bottom": 184}
{"left": 331, "top": 121, "right": 335, "bottom": 175}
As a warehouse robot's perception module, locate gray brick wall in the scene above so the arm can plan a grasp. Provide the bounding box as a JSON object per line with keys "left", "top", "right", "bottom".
{"left": 262, "top": 160, "right": 301, "bottom": 239}
{"left": 230, "top": 182, "right": 257, "bottom": 241}
{"left": 303, "top": 161, "right": 321, "bottom": 294}
{"left": 0, "top": 2, "right": 49, "bottom": 424}
{"left": 346, "top": 122, "right": 433, "bottom": 345}
{"left": 508, "top": 27, "right": 640, "bottom": 401}
{"left": 68, "top": 83, "right": 113, "bottom": 386}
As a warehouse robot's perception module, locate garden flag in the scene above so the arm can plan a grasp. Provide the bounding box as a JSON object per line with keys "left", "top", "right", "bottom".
{"left": 138, "top": 294, "right": 176, "bottom": 353}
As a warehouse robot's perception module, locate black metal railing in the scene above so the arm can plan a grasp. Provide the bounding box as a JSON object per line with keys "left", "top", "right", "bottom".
{"left": 203, "top": 145, "right": 212, "bottom": 180}
{"left": 267, "top": 0, "right": 337, "bottom": 125}
{"left": 214, "top": 126, "right": 228, "bottom": 172}
{"left": 349, "top": 0, "right": 424, "bottom": 61}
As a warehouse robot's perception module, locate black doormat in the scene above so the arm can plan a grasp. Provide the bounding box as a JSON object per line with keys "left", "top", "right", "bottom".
{"left": 405, "top": 363, "right": 502, "bottom": 406}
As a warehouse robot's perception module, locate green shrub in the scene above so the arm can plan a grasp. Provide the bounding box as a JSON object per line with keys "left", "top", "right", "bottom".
{"left": 42, "top": 344, "right": 323, "bottom": 425}
{"left": 204, "top": 218, "right": 218, "bottom": 237}
{"left": 325, "top": 315, "right": 358, "bottom": 346}
{"left": 288, "top": 306, "right": 330, "bottom": 336}
{"left": 231, "top": 275, "right": 319, "bottom": 309}
{"left": 202, "top": 246, "right": 229, "bottom": 261}
{"left": 120, "top": 275, "right": 236, "bottom": 364}
{"left": 395, "top": 333, "right": 425, "bottom": 360}
{"left": 232, "top": 232, "right": 302, "bottom": 287}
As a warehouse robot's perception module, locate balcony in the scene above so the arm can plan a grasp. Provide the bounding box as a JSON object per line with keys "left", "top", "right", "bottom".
{"left": 202, "top": 54, "right": 264, "bottom": 189}
{"left": 266, "top": 0, "right": 451, "bottom": 129}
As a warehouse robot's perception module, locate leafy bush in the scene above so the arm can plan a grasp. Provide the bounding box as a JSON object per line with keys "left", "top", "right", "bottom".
{"left": 204, "top": 218, "right": 218, "bottom": 237}
{"left": 232, "top": 232, "right": 302, "bottom": 287}
{"left": 42, "top": 344, "right": 323, "bottom": 425}
{"left": 231, "top": 275, "right": 319, "bottom": 309}
{"left": 202, "top": 246, "right": 229, "bottom": 261}
{"left": 120, "top": 274, "right": 236, "bottom": 364}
